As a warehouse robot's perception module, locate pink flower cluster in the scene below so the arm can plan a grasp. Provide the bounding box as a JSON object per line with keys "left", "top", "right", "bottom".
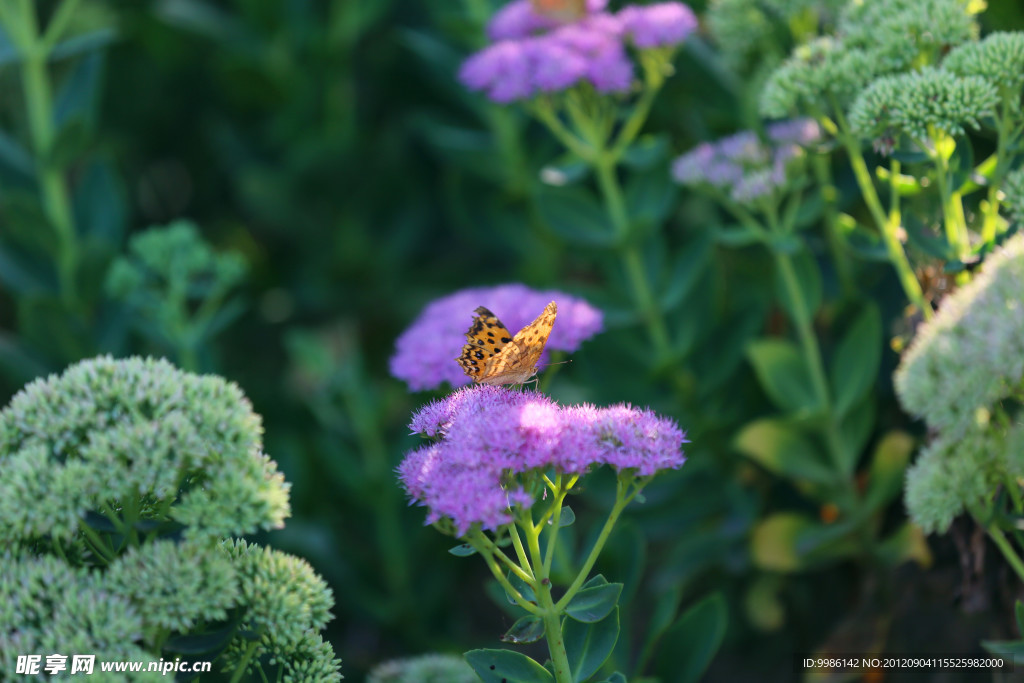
{"left": 398, "top": 386, "right": 687, "bottom": 535}
{"left": 460, "top": 0, "right": 698, "bottom": 103}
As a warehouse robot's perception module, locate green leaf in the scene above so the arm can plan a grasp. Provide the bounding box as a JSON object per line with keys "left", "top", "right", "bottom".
{"left": 621, "top": 134, "right": 669, "bottom": 169}
{"left": 0, "top": 23, "right": 17, "bottom": 66}
{"left": 830, "top": 303, "right": 882, "bottom": 417}
{"left": 0, "top": 128, "right": 34, "bottom": 177}
{"left": 448, "top": 543, "right": 477, "bottom": 557}
{"left": 733, "top": 419, "right": 836, "bottom": 485}
{"left": 557, "top": 506, "right": 576, "bottom": 528}
{"left": 655, "top": 593, "right": 727, "bottom": 683}
{"left": 535, "top": 185, "right": 617, "bottom": 248}
{"left": 565, "top": 582, "right": 622, "bottom": 623}
{"left": 1, "top": 191, "right": 58, "bottom": 254}
{"left": 836, "top": 397, "right": 876, "bottom": 476}
{"left": 0, "top": 243, "right": 51, "bottom": 294}
{"left": 751, "top": 513, "right": 858, "bottom": 571}
{"left": 595, "top": 674, "right": 627, "bottom": 683}
{"left": 746, "top": 338, "right": 823, "bottom": 416}
{"left": 56, "top": 51, "right": 104, "bottom": 129}
{"left": 981, "top": 639, "right": 1024, "bottom": 664}
{"left": 563, "top": 607, "right": 619, "bottom": 683}
{"left": 465, "top": 649, "right": 554, "bottom": 683}
{"left": 660, "top": 232, "right": 711, "bottom": 313}
{"left": 875, "top": 521, "right": 932, "bottom": 568}
{"left": 625, "top": 167, "right": 676, "bottom": 229}
{"left": 1016, "top": 600, "right": 1024, "bottom": 635}
{"left": 46, "top": 118, "right": 91, "bottom": 169}
{"left": 502, "top": 616, "right": 546, "bottom": 644}
{"left": 773, "top": 246, "right": 822, "bottom": 321}
{"left": 49, "top": 28, "right": 117, "bottom": 62}
{"left": 713, "top": 223, "right": 764, "bottom": 246}
{"left": 73, "top": 159, "right": 127, "bottom": 243}
{"left": 837, "top": 213, "right": 890, "bottom": 262}
{"left": 505, "top": 572, "right": 537, "bottom": 605}
{"left": 863, "top": 431, "right": 914, "bottom": 511}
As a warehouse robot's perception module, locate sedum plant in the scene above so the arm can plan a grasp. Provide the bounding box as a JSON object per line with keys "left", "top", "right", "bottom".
{"left": 761, "top": 0, "right": 1024, "bottom": 320}
{"left": 106, "top": 220, "right": 248, "bottom": 372}
{"left": 390, "top": 288, "right": 726, "bottom": 683}
{"left": 0, "top": 356, "right": 341, "bottom": 681}
{"left": 896, "top": 234, "right": 1024, "bottom": 546}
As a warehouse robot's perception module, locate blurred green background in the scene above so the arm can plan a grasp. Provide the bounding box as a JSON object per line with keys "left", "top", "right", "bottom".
{"left": 3, "top": 0, "right": 1024, "bottom": 680}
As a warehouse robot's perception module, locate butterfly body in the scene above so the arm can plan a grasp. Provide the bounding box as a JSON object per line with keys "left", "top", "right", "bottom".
{"left": 456, "top": 302, "right": 557, "bottom": 385}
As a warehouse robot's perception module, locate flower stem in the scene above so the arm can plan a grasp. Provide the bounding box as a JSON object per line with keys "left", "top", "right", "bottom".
{"left": 811, "top": 153, "right": 855, "bottom": 296}
{"left": 986, "top": 522, "right": 1024, "bottom": 585}
{"left": 228, "top": 640, "right": 261, "bottom": 683}
{"left": 831, "top": 108, "right": 931, "bottom": 319}
{"left": 538, "top": 584, "right": 574, "bottom": 683}
{"left": 9, "top": 0, "right": 79, "bottom": 308}
{"left": 554, "top": 476, "right": 637, "bottom": 612}
{"left": 594, "top": 157, "right": 671, "bottom": 359}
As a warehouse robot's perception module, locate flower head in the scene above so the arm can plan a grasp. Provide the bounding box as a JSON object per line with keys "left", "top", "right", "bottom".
{"left": 943, "top": 32, "right": 1024, "bottom": 113}
{"left": 895, "top": 234, "right": 1024, "bottom": 439}
{"left": 220, "top": 540, "right": 340, "bottom": 681}
{"left": 672, "top": 119, "right": 819, "bottom": 207}
{"left": 849, "top": 66, "right": 998, "bottom": 147}
{"left": 390, "top": 284, "right": 602, "bottom": 391}
{"left": 897, "top": 234, "right": 1024, "bottom": 532}
{"left": 0, "top": 356, "right": 290, "bottom": 547}
{"left": 618, "top": 2, "right": 698, "bottom": 49}
{"left": 461, "top": 1, "right": 696, "bottom": 102}
{"left": 398, "top": 386, "right": 686, "bottom": 535}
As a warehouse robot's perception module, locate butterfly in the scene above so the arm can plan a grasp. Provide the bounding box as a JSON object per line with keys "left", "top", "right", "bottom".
{"left": 531, "top": 0, "right": 586, "bottom": 21}
{"left": 456, "top": 301, "right": 557, "bottom": 386}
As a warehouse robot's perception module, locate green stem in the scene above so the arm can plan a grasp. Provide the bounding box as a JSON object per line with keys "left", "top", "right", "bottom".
{"left": 554, "top": 477, "right": 637, "bottom": 612}
{"left": 594, "top": 158, "right": 671, "bottom": 358}
{"left": 771, "top": 252, "right": 830, "bottom": 410}
{"left": 508, "top": 523, "right": 534, "bottom": 579}
{"left": 468, "top": 531, "right": 542, "bottom": 615}
{"left": 227, "top": 640, "right": 261, "bottom": 683}
{"left": 542, "top": 479, "right": 568, "bottom": 575}
{"left": 832, "top": 109, "right": 931, "bottom": 319}
{"left": 12, "top": 0, "right": 79, "bottom": 308}
{"left": 538, "top": 584, "right": 573, "bottom": 683}
{"left": 811, "top": 153, "right": 854, "bottom": 296}
{"left": 986, "top": 522, "right": 1024, "bottom": 585}
{"left": 981, "top": 109, "right": 1013, "bottom": 245}
{"left": 931, "top": 134, "right": 969, "bottom": 262}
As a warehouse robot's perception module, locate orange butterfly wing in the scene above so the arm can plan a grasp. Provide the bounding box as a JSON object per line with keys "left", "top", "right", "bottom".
{"left": 456, "top": 301, "right": 557, "bottom": 385}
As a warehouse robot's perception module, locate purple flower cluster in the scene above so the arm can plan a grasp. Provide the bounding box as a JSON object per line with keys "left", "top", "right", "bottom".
{"left": 460, "top": 1, "right": 697, "bottom": 103}
{"left": 390, "top": 284, "right": 603, "bottom": 391}
{"left": 671, "top": 119, "right": 820, "bottom": 205}
{"left": 398, "top": 386, "right": 687, "bottom": 535}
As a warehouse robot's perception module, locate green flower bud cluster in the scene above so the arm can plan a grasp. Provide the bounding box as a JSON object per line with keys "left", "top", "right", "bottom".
{"left": 944, "top": 32, "right": 1024, "bottom": 112}
{"left": 849, "top": 67, "right": 998, "bottom": 147}
{"left": 0, "top": 356, "right": 289, "bottom": 546}
{"left": 106, "top": 220, "right": 246, "bottom": 356}
{"left": 0, "top": 357, "right": 340, "bottom": 681}
{"left": 219, "top": 540, "right": 340, "bottom": 682}
{"left": 895, "top": 235, "right": 1024, "bottom": 532}
{"left": 761, "top": 0, "right": 979, "bottom": 118}
{"left": 368, "top": 654, "right": 478, "bottom": 683}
